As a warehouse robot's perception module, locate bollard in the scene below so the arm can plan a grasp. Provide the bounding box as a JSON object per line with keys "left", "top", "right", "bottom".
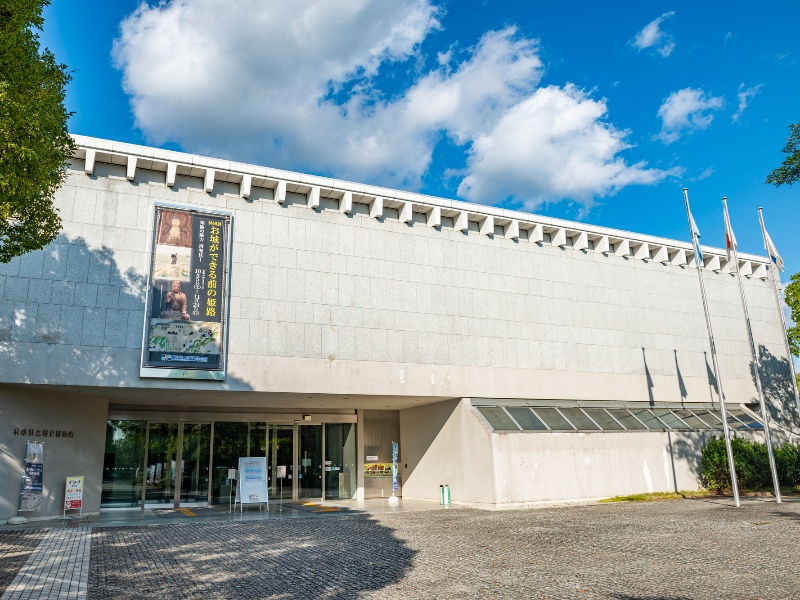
{"left": 439, "top": 484, "right": 445, "bottom": 505}
{"left": 444, "top": 484, "right": 451, "bottom": 505}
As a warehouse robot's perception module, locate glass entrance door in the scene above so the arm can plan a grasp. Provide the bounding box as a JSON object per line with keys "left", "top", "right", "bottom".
{"left": 144, "top": 422, "right": 210, "bottom": 507}
{"left": 179, "top": 423, "right": 210, "bottom": 505}
{"left": 325, "top": 423, "right": 357, "bottom": 500}
{"left": 298, "top": 425, "right": 323, "bottom": 499}
{"left": 145, "top": 423, "right": 178, "bottom": 505}
{"left": 268, "top": 425, "right": 293, "bottom": 501}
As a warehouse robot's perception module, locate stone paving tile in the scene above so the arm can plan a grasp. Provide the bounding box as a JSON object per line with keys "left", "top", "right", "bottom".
{"left": 88, "top": 499, "right": 800, "bottom": 599}
{"left": 0, "top": 531, "right": 46, "bottom": 596}
{"left": 2, "top": 528, "right": 91, "bottom": 600}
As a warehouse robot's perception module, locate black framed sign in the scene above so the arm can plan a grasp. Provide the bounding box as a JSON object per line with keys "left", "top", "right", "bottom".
{"left": 140, "top": 203, "right": 233, "bottom": 380}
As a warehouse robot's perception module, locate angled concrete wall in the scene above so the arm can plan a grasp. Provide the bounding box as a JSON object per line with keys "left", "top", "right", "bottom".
{"left": 0, "top": 387, "right": 108, "bottom": 522}
{"left": 400, "top": 399, "right": 774, "bottom": 505}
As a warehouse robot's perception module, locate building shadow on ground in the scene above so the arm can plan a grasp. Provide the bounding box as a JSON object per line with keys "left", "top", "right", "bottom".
{"left": 89, "top": 516, "right": 415, "bottom": 599}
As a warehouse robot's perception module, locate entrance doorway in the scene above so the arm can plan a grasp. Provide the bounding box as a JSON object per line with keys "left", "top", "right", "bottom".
{"left": 102, "top": 419, "right": 356, "bottom": 509}
{"left": 143, "top": 422, "right": 210, "bottom": 507}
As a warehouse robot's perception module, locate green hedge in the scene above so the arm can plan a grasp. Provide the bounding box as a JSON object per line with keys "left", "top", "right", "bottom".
{"left": 699, "top": 436, "right": 800, "bottom": 492}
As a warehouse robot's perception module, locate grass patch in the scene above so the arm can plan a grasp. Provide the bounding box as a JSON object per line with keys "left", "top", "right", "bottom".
{"left": 600, "top": 491, "right": 709, "bottom": 503}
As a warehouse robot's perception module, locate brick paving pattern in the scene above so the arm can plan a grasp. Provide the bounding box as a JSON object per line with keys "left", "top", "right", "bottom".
{"left": 0, "top": 531, "right": 45, "bottom": 596}
{"left": 86, "top": 499, "right": 800, "bottom": 599}
{"left": 2, "top": 528, "right": 91, "bottom": 600}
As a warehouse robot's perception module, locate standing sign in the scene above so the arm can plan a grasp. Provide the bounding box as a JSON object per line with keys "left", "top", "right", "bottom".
{"left": 234, "top": 457, "right": 269, "bottom": 511}
{"left": 20, "top": 443, "right": 43, "bottom": 512}
{"left": 141, "top": 204, "right": 233, "bottom": 380}
{"left": 64, "top": 476, "right": 84, "bottom": 517}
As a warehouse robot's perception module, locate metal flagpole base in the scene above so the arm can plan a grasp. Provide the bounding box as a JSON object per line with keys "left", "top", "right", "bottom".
{"left": 7, "top": 516, "right": 27, "bottom": 525}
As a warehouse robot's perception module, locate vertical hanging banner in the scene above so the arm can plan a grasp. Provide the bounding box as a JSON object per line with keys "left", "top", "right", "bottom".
{"left": 391, "top": 441, "right": 399, "bottom": 493}
{"left": 141, "top": 204, "right": 233, "bottom": 380}
{"left": 21, "top": 442, "right": 44, "bottom": 512}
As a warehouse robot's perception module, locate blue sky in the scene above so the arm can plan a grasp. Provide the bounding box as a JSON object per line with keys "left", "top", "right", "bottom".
{"left": 41, "top": 1, "right": 799, "bottom": 277}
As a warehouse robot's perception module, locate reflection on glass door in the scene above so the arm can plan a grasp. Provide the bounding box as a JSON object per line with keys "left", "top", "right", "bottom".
{"left": 102, "top": 420, "right": 146, "bottom": 507}
{"left": 298, "top": 425, "right": 322, "bottom": 499}
{"left": 180, "top": 423, "right": 210, "bottom": 504}
{"left": 325, "top": 423, "right": 357, "bottom": 500}
{"left": 268, "top": 425, "right": 293, "bottom": 501}
{"left": 145, "top": 423, "right": 178, "bottom": 504}
{"left": 211, "top": 422, "right": 269, "bottom": 505}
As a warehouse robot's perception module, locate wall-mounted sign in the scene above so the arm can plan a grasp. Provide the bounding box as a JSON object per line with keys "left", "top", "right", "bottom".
{"left": 364, "top": 463, "right": 392, "bottom": 477}
{"left": 141, "top": 204, "right": 233, "bottom": 380}
{"left": 14, "top": 429, "right": 73, "bottom": 439}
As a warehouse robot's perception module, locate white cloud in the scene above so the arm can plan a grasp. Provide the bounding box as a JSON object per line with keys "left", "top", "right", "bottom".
{"left": 458, "top": 85, "right": 668, "bottom": 208}
{"left": 732, "top": 83, "right": 762, "bottom": 122}
{"left": 692, "top": 167, "right": 715, "bottom": 181}
{"left": 631, "top": 12, "right": 676, "bottom": 57}
{"left": 656, "top": 88, "right": 724, "bottom": 144}
{"left": 114, "top": 0, "right": 669, "bottom": 210}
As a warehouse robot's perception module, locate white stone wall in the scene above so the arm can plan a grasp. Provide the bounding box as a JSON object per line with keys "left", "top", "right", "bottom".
{"left": 0, "top": 159, "right": 793, "bottom": 405}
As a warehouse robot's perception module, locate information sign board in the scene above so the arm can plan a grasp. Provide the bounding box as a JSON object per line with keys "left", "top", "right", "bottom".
{"left": 64, "top": 476, "right": 84, "bottom": 517}
{"left": 235, "top": 457, "right": 268, "bottom": 509}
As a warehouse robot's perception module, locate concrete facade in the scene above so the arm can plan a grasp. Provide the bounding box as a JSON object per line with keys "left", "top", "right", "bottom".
{"left": 0, "top": 135, "right": 797, "bottom": 520}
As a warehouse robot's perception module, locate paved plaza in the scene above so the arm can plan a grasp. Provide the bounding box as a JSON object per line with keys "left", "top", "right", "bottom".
{"left": 2, "top": 498, "right": 800, "bottom": 599}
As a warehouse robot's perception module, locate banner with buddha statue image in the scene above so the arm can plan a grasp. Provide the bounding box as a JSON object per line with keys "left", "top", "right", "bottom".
{"left": 141, "top": 205, "right": 232, "bottom": 379}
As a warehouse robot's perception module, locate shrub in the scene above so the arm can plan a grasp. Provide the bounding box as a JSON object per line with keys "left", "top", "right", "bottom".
{"left": 699, "top": 436, "right": 800, "bottom": 492}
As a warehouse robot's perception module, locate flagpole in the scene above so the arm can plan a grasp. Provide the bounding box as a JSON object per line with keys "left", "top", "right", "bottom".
{"left": 724, "top": 199, "right": 780, "bottom": 502}
{"left": 758, "top": 207, "right": 800, "bottom": 414}
{"left": 684, "top": 189, "right": 740, "bottom": 507}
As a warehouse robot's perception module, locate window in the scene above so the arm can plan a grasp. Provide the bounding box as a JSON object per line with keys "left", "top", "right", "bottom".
{"left": 476, "top": 407, "right": 519, "bottom": 430}
{"left": 506, "top": 408, "right": 548, "bottom": 431}
{"left": 471, "top": 403, "right": 763, "bottom": 433}
{"left": 558, "top": 408, "right": 600, "bottom": 431}
{"left": 583, "top": 409, "right": 625, "bottom": 431}
{"left": 531, "top": 408, "right": 575, "bottom": 431}
{"left": 606, "top": 409, "right": 647, "bottom": 431}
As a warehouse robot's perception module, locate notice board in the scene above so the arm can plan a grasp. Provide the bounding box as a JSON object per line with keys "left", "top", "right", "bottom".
{"left": 235, "top": 457, "right": 268, "bottom": 505}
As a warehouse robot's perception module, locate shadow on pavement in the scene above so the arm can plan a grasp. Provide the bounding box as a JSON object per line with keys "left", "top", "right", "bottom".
{"left": 89, "top": 515, "right": 415, "bottom": 599}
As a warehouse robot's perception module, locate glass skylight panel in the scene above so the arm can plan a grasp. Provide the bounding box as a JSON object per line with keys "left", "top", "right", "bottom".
{"left": 583, "top": 409, "right": 625, "bottom": 431}
{"left": 652, "top": 409, "right": 689, "bottom": 429}
{"left": 506, "top": 408, "right": 549, "bottom": 431}
{"left": 629, "top": 409, "right": 665, "bottom": 430}
{"left": 606, "top": 409, "right": 647, "bottom": 430}
{"left": 700, "top": 410, "right": 726, "bottom": 430}
{"left": 558, "top": 408, "right": 600, "bottom": 431}
{"left": 727, "top": 409, "right": 762, "bottom": 430}
{"left": 476, "top": 407, "right": 520, "bottom": 431}
{"left": 672, "top": 410, "right": 712, "bottom": 429}
{"left": 532, "top": 408, "right": 575, "bottom": 431}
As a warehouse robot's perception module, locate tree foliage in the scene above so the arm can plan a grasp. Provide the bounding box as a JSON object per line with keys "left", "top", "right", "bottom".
{"left": 0, "top": 0, "right": 74, "bottom": 263}
{"left": 785, "top": 271, "right": 800, "bottom": 358}
{"left": 766, "top": 122, "right": 800, "bottom": 187}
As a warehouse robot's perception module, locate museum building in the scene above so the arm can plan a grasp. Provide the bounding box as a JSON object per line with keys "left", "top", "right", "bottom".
{"left": 1, "top": 135, "right": 798, "bottom": 522}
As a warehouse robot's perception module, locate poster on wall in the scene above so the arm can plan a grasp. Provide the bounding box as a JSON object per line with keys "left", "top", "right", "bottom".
{"left": 140, "top": 204, "right": 233, "bottom": 380}
{"left": 21, "top": 442, "right": 43, "bottom": 512}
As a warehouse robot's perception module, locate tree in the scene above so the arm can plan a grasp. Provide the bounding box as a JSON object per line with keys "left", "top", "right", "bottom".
{"left": 786, "top": 272, "right": 800, "bottom": 359}
{"left": 766, "top": 122, "right": 800, "bottom": 187}
{"left": 0, "top": 0, "right": 74, "bottom": 263}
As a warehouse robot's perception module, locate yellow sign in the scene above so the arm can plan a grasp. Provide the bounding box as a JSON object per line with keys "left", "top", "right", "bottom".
{"left": 364, "top": 463, "right": 392, "bottom": 477}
